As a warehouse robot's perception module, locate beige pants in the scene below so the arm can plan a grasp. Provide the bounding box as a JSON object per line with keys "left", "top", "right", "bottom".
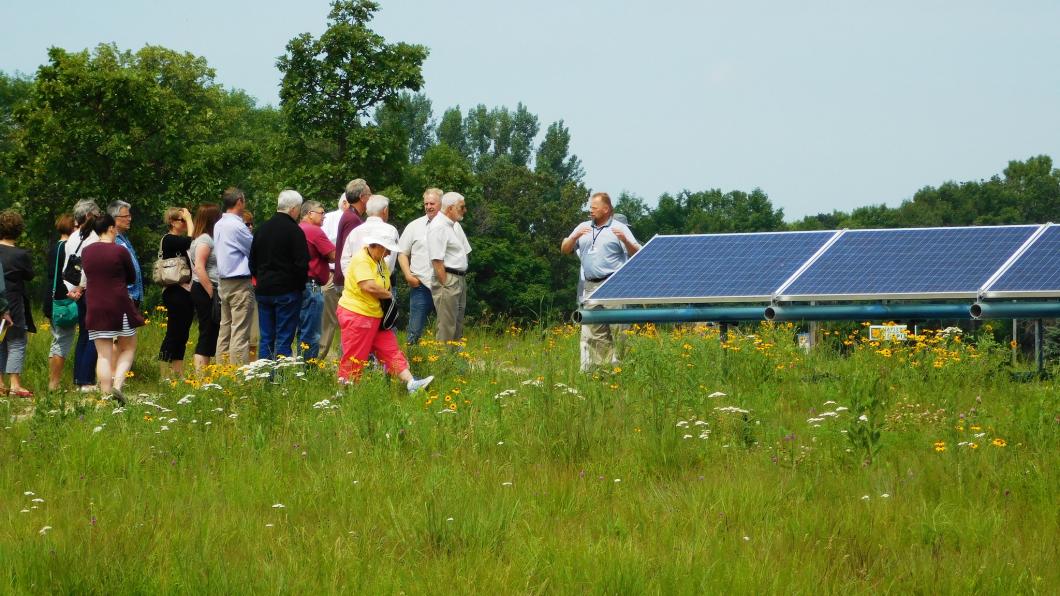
{"left": 431, "top": 274, "right": 466, "bottom": 345}
{"left": 216, "top": 277, "right": 255, "bottom": 365}
{"left": 318, "top": 276, "right": 342, "bottom": 360}
{"left": 580, "top": 278, "right": 626, "bottom": 372}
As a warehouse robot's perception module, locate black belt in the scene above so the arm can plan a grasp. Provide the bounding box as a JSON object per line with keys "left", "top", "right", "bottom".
{"left": 444, "top": 267, "right": 467, "bottom": 277}
{"left": 222, "top": 275, "right": 251, "bottom": 280}
{"left": 585, "top": 273, "right": 612, "bottom": 283}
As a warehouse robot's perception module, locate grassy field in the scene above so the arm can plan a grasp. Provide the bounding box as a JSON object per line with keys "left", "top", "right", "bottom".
{"left": 1, "top": 315, "right": 1057, "bottom": 593}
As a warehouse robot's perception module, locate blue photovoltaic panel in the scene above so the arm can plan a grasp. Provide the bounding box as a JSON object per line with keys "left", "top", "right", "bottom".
{"left": 588, "top": 231, "right": 836, "bottom": 303}
{"left": 780, "top": 226, "right": 1038, "bottom": 299}
{"left": 987, "top": 225, "right": 1060, "bottom": 296}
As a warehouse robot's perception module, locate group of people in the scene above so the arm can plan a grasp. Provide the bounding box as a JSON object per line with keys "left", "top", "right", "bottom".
{"left": 0, "top": 185, "right": 635, "bottom": 402}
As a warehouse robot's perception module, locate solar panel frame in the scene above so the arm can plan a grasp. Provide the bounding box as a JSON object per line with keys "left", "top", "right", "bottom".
{"left": 774, "top": 225, "right": 1041, "bottom": 302}
{"left": 585, "top": 230, "right": 839, "bottom": 306}
{"left": 980, "top": 223, "right": 1060, "bottom": 299}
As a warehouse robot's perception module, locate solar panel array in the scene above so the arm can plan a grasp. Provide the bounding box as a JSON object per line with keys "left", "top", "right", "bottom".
{"left": 587, "top": 232, "right": 836, "bottom": 304}
{"left": 984, "top": 225, "right": 1060, "bottom": 297}
{"left": 587, "top": 224, "right": 1060, "bottom": 305}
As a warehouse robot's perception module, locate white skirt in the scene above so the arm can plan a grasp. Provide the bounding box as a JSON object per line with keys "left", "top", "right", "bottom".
{"left": 88, "top": 314, "right": 136, "bottom": 340}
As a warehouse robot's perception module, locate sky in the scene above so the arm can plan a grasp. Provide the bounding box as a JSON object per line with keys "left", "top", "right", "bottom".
{"left": 2, "top": 0, "right": 1059, "bottom": 220}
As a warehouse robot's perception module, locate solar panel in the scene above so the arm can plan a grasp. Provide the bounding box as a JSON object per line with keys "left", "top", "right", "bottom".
{"left": 983, "top": 224, "right": 1060, "bottom": 298}
{"left": 777, "top": 226, "right": 1039, "bottom": 301}
{"left": 587, "top": 231, "right": 838, "bottom": 305}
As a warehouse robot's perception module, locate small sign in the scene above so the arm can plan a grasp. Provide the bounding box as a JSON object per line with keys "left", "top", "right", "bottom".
{"left": 869, "top": 324, "right": 908, "bottom": 342}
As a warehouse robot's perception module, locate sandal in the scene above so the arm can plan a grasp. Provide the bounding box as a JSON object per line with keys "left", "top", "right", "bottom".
{"left": 9, "top": 388, "right": 34, "bottom": 398}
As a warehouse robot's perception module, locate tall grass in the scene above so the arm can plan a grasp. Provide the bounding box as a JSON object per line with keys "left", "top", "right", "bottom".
{"left": 1, "top": 318, "right": 1056, "bottom": 593}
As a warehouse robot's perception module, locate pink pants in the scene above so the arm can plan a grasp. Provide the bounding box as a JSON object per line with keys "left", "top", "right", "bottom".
{"left": 336, "top": 306, "right": 409, "bottom": 382}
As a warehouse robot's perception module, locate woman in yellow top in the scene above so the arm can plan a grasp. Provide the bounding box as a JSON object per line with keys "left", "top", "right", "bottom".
{"left": 336, "top": 236, "right": 434, "bottom": 392}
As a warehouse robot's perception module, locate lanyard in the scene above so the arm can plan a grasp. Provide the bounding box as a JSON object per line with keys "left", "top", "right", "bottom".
{"left": 590, "top": 220, "right": 611, "bottom": 251}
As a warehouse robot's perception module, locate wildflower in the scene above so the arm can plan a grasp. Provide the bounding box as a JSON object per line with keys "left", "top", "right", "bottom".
{"left": 707, "top": 391, "right": 726, "bottom": 398}
{"left": 992, "top": 438, "right": 1007, "bottom": 447}
{"left": 933, "top": 441, "right": 946, "bottom": 452}
{"left": 92, "top": 426, "right": 103, "bottom": 433}
{"left": 969, "top": 442, "right": 979, "bottom": 449}
{"left": 23, "top": 492, "right": 34, "bottom": 496}
{"left": 272, "top": 503, "right": 285, "bottom": 508}
{"left": 39, "top": 526, "right": 52, "bottom": 535}
{"left": 612, "top": 366, "right": 622, "bottom": 374}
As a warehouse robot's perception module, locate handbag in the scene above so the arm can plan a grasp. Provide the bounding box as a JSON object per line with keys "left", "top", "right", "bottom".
{"left": 62, "top": 236, "right": 85, "bottom": 287}
{"left": 51, "top": 241, "right": 79, "bottom": 328}
{"left": 378, "top": 296, "right": 398, "bottom": 331}
{"left": 152, "top": 236, "right": 192, "bottom": 286}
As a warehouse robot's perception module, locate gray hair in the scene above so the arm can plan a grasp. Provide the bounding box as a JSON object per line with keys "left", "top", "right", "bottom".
{"left": 300, "top": 200, "right": 322, "bottom": 219}
{"left": 423, "top": 187, "right": 442, "bottom": 201}
{"left": 277, "top": 189, "right": 304, "bottom": 212}
{"left": 441, "top": 191, "right": 465, "bottom": 211}
{"left": 106, "top": 200, "right": 131, "bottom": 218}
{"left": 72, "top": 199, "right": 101, "bottom": 225}
{"left": 365, "top": 194, "right": 389, "bottom": 217}
{"left": 345, "top": 179, "right": 369, "bottom": 201}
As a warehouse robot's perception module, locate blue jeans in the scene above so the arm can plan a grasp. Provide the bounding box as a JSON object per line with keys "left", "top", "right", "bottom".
{"left": 298, "top": 282, "right": 324, "bottom": 360}
{"left": 256, "top": 291, "right": 301, "bottom": 361}
{"left": 73, "top": 297, "right": 97, "bottom": 386}
{"left": 406, "top": 283, "right": 435, "bottom": 345}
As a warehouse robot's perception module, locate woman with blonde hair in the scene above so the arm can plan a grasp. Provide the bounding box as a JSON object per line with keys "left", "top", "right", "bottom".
{"left": 156, "top": 207, "right": 195, "bottom": 379}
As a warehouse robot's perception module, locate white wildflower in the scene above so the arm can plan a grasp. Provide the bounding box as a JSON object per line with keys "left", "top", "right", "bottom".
{"left": 39, "top": 526, "right": 52, "bottom": 535}
{"left": 177, "top": 395, "right": 193, "bottom": 405}
{"left": 683, "top": 434, "right": 693, "bottom": 439}
{"left": 858, "top": 414, "right": 869, "bottom": 422}
{"left": 834, "top": 406, "right": 848, "bottom": 412}
{"left": 92, "top": 426, "right": 104, "bottom": 433}
{"left": 676, "top": 420, "right": 689, "bottom": 427}
{"left": 502, "top": 482, "right": 513, "bottom": 487}
{"left": 228, "top": 413, "right": 238, "bottom": 419}
{"left": 708, "top": 391, "right": 726, "bottom": 398}
{"left": 272, "top": 503, "right": 285, "bottom": 508}
{"left": 23, "top": 492, "right": 34, "bottom": 496}
{"left": 31, "top": 498, "right": 44, "bottom": 503}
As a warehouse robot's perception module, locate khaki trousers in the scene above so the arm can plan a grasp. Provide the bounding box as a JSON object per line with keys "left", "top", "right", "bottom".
{"left": 580, "top": 278, "right": 626, "bottom": 372}
{"left": 318, "top": 277, "right": 342, "bottom": 360}
{"left": 431, "top": 274, "right": 466, "bottom": 345}
{"left": 216, "top": 277, "right": 255, "bottom": 365}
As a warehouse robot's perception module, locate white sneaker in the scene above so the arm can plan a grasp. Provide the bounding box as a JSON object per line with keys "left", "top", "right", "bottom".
{"left": 406, "top": 375, "right": 434, "bottom": 394}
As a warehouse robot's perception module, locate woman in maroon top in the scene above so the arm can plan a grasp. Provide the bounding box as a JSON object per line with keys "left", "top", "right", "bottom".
{"left": 81, "top": 214, "right": 145, "bottom": 404}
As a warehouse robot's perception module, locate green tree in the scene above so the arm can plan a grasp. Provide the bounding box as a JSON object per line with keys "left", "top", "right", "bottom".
{"left": 374, "top": 91, "right": 435, "bottom": 164}
{"left": 436, "top": 106, "right": 468, "bottom": 158}
{"left": 9, "top": 44, "right": 264, "bottom": 247}
{"left": 277, "top": 0, "right": 427, "bottom": 195}
{"left": 535, "top": 120, "right": 584, "bottom": 186}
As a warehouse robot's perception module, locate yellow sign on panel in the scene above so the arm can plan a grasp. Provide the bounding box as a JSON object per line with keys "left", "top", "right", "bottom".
{"left": 869, "top": 324, "right": 908, "bottom": 342}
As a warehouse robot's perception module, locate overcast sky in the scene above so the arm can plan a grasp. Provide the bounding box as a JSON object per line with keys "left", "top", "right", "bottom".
{"left": 3, "top": 0, "right": 1058, "bottom": 219}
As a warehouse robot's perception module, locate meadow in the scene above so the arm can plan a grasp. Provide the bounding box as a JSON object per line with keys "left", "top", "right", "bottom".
{"left": 1, "top": 314, "right": 1057, "bottom": 594}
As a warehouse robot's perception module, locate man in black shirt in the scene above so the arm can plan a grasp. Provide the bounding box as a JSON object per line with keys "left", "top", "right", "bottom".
{"left": 249, "top": 190, "right": 309, "bottom": 362}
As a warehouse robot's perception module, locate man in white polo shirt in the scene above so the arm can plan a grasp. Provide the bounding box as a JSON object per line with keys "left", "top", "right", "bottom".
{"left": 397, "top": 187, "right": 441, "bottom": 345}
{"left": 426, "top": 191, "right": 471, "bottom": 345}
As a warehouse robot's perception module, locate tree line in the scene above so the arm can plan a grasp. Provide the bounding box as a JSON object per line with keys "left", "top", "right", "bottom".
{"left": 1, "top": 0, "right": 1058, "bottom": 321}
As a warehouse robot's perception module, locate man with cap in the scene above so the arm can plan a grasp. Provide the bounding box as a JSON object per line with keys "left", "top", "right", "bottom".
{"left": 427, "top": 191, "right": 472, "bottom": 346}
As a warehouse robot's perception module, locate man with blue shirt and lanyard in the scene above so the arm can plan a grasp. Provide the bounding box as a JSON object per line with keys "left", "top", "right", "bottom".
{"left": 561, "top": 192, "right": 640, "bottom": 372}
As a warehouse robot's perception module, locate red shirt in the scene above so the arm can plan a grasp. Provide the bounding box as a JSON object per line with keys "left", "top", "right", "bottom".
{"left": 300, "top": 221, "right": 336, "bottom": 285}
{"left": 333, "top": 208, "right": 364, "bottom": 286}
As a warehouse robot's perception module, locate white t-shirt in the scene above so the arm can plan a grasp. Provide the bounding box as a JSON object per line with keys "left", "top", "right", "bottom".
{"left": 397, "top": 214, "right": 435, "bottom": 284}
{"left": 340, "top": 216, "right": 399, "bottom": 282}
{"left": 426, "top": 214, "right": 471, "bottom": 271}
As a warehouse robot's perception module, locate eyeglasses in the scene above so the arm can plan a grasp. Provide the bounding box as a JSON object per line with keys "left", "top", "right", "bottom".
{"left": 116, "top": 214, "right": 132, "bottom": 219}
{"left": 312, "top": 210, "right": 325, "bottom": 216}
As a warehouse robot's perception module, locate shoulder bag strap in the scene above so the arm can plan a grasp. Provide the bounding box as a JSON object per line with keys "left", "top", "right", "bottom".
{"left": 53, "top": 240, "right": 66, "bottom": 295}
